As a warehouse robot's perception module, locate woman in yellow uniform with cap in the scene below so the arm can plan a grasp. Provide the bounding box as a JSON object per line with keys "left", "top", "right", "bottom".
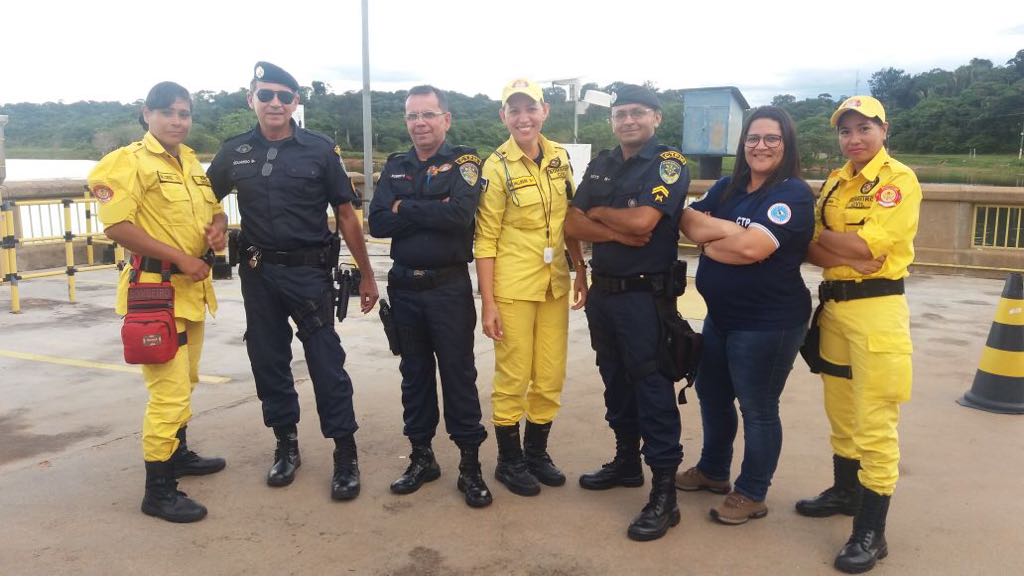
{"left": 88, "top": 81, "right": 227, "bottom": 523}
{"left": 799, "top": 95, "right": 921, "bottom": 573}
{"left": 475, "top": 79, "right": 587, "bottom": 496}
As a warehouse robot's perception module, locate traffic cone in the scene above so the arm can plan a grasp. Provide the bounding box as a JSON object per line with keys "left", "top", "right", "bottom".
{"left": 958, "top": 273, "right": 1024, "bottom": 414}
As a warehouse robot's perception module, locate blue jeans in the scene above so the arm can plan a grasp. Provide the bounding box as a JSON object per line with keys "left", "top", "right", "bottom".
{"left": 694, "top": 316, "right": 806, "bottom": 501}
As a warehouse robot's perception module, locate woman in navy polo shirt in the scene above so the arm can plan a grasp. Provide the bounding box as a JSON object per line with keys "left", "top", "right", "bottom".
{"left": 678, "top": 106, "right": 814, "bottom": 525}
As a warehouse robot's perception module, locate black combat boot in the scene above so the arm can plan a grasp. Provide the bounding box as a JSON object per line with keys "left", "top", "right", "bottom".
{"left": 523, "top": 421, "right": 566, "bottom": 487}
{"left": 835, "top": 486, "right": 891, "bottom": 574}
{"left": 493, "top": 424, "right": 540, "bottom": 496}
{"left": 267, "top": 426, "right": 301, "bottom": 487}
{"left": 141, "top": 460, "right": 207, "bottom": 523}
{"left": 627, "top": 466, "right": 681, "bottom": 541}
{"left": 390, "top": 442, "right": 441, "bottom": 495}
{"left": 456, "top": 443, "right": 493, "bottom": 508}
{"left": 796, "top": 454, "right": 861, "bottom": 517}
{"left": 170, "top": 426, "right": 226, "bottom": 477}
{"left": 331, "top": 434, "right": 360, "bottom": 501}
{"left": 579, "top": 430, "right": 644, "bottom": 490}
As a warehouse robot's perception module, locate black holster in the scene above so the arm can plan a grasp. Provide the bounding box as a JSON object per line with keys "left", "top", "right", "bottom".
{"left": 378, "top": 299, "right": 401, "bottom": 355}
{"left": 335, "top": 269, "right": 352, "bottom": 323}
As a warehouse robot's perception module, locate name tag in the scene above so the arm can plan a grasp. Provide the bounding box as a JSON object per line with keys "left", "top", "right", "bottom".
{"left": 157, "top": 172, "right": 183, "bottom": 184}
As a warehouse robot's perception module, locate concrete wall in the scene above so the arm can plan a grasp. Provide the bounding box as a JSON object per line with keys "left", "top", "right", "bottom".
{"left": 3, "top": 178, "right": 1022, "bottom": 279}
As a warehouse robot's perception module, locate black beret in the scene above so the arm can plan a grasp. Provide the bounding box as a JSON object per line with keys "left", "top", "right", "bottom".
{"left": 253, "top": 61, "right": 299, "bottom": 92}
{"left": 611, "top": 84, "right": 661, "bottom": 110}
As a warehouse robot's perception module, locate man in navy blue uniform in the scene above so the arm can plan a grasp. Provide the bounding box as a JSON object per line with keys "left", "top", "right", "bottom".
{"left": 207, "top": 62, "right": 378, "bottom": 502}
{"left": 565, "top": 84, "right": 690, "bottom": 541}
{"left": 368, "top": 85, "right": 491, "bottom": 508}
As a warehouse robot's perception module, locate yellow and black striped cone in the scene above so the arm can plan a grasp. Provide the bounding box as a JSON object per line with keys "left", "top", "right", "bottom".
{"left": 958, "top": 273, "right": 1024, "bottom": 414}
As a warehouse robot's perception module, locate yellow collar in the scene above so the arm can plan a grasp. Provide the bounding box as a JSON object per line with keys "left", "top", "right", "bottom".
{"left": 839, "top": 147, "right": 890, "bottom": 182}
{"left": 497, "top": 133, "right": 556, "bottom": 164}
{"left": 143, "top": 131, "right": 195, "bottom": 160}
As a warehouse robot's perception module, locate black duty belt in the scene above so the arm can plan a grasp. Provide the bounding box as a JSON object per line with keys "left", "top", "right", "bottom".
{"left": 246, "top": 244, "right": 331, "bottom": 268}
{"left": 819, "top": 278, "right": 905, "bottom": 302}
{"left": 591, "top": 272, "right": 668, "bottom": 295}
{"left": 388, "top": 264, "right": 467, "bottom": 291}
{"left": 138, "top": 251, "right": 214, "bottom": 275}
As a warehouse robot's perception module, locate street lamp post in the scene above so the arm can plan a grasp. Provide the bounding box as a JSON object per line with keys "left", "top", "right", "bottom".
{"left": 0, "top": 115, "right": 8, "bottom": 185}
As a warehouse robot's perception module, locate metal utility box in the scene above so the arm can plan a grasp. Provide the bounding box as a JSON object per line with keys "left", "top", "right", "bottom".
{"left": 680, "top": 87, "right": 749, "bottom": 156}
{"left": 680, "top": 87, "right": 749, "bottom": 179}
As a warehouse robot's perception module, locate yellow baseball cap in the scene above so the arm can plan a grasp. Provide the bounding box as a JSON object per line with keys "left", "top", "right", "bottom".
{"left": 830, "top": 95, "right": 887, "bottom": 127}
{"left": 501, "top": 78, "right": 544, "bottom": 104}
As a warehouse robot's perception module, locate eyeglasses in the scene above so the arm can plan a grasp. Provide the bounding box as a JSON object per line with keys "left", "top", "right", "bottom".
{"left": 404, "top": 111, "right": 446, "bottom": 122}
{"left": 255, "top": 89, "right": 296, "bottom": 105}
{"left": 610, "top": 107, "right": 653, "bottom": 122}
{"left": 744, "top": 134, "right": 783, "bottom": 148}
{"left": 261, "top": 147, "right": 278, "bottom": 177}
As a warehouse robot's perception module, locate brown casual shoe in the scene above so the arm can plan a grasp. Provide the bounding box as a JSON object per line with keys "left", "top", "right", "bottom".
{"left": 675, "top": 466, "right": 731, "bottom": 494}
{"left": 710, "top": 491, "right": 768, "bottom": 525}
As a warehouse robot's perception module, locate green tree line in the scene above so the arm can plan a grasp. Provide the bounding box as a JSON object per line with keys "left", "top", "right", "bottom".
{"left": 3, "top": 50, "right": 1022, "bottom": 164}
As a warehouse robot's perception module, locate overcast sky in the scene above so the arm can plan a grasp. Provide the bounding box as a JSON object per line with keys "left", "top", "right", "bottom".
{"left": 2, "top": 0, "right": 1023, "bottom": 107}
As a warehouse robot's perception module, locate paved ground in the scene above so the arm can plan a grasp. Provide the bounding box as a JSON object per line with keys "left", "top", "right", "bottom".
{"left": 1, "top": 247, "right": 1022, "bottom": 575}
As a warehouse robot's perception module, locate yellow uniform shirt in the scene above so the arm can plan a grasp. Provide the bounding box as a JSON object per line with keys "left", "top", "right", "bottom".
{"left": 88, "top": 132, "right": 221, "bottom": 321}
{"left": 475, "top": 135, "right": 574, "bottom": 302}
{"left": 816, "top": 148, "right": 921, "bottom": 281}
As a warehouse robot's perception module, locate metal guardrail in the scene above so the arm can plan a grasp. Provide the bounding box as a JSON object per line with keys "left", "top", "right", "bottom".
{"left": 973, "top": 205, "right": 1023, "bottom": 249}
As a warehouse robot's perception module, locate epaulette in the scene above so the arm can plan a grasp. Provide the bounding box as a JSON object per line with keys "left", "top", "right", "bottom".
{"left": 302, "top": 128, "right": 336, "bottom": 146}
{"left": 221, "top": 129, "right": 255, "bottom": 146}
{"left": 451, "top": 144, "right": 479, "bottom": 156}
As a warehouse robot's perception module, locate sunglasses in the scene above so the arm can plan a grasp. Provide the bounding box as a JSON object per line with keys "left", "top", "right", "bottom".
{"left": 255, "top": 89, "right": 296, "bottom": 105}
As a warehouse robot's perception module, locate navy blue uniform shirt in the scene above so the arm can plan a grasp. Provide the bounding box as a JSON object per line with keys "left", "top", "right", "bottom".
{"left": 207, "top": 120, "right": 354, "bottom": 251}
{"left": 368, "top": 142, "right": 482, "bottom": 268}
{"left": 572, "top": 138, "right": 689, "bottom": 276}
{"left": 690, "top": 176, "right": 815, "bottom": 331}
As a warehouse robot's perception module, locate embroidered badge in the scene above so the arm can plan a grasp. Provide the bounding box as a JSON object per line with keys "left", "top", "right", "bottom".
{"left": 91, "top": 184, "right": 114, "bottom": 203}
{"left": 460, "top": 163, "right": 479, "bottom": 186}
{"left": 157, "top": 172, "right": 183, "bottom": 184}
{"left": 860, "top": 179, "right": 877, "bottom": 194}
{"left": 767, "top": 203, "right": 792, "bottom": 225}
{"left": 255, "top": 65, "right": 265, "bottom": 79}
{"left": 875, "top": 185, "right": 902, "bottom": 208}
{"left": 235, "top": 143, "right": 253, "bottom": 154}
{"left": 436, "top": 163, "right": 452, "bottom": 173}
{"left": 455, "top": 154, "right": 482, "bottom": 165}
{"left": 334, "top": 145, "right": 343, "bottom": 157}
{"left": 659, "top": 150, "right": 686, "bottom": 164}
{"left": 652, "top": 185, "right": 670, "bottom": 203}
{"left": 659, "top": 160, "right": 681, "bottom": 185}
{"left": 548, "top": 158, "right": 561, "bottom": 168}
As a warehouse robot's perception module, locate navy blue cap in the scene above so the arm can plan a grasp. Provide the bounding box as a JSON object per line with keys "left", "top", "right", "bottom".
{"left": 611, "top": 84, "right": 661, "bottom": 110}
{"left": 253, "top": 61, "right": 299, "bottom": 92}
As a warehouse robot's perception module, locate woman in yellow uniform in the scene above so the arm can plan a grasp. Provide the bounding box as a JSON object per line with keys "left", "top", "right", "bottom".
{"left": 88, "top": 82, "right": 227, "bottom": 523}
{"left": 475, "top": 79, "right": 587, "bottom": 496}
{"left": 800, "top": 95, "right": 921, "bottom": 573}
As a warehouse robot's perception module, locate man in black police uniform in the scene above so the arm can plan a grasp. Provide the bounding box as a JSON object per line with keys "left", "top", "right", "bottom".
{"left": 565, "top": 84, "right": 690, "bottom": 541}
{"left": 207, "top": 62, "right": 378, "bottom": 501}
{"left": 368, "top": 85, "right": 491, "bottom": 508}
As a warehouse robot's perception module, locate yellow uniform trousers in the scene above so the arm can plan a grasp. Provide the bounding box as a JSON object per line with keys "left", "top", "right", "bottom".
{"left": 819, "top": 294, "right": 912, "bottom": 496}
{"left": 142, "top": 318, "right": 204, "bottom": 462}
{"left": 492, "top": 291, "right": 569, "bottom": 427}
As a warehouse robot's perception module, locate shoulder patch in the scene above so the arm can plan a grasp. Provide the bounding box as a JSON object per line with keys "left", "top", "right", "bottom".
{"left": 875, "top": 185, "right": 902, "bottom": 208}
{"left": 90, "top": 184, "right": 114, "bottom": 204}
{"left": 652, "top": 185, "right": 670, "bottom": 203}
{"left": 304, "top": 129, "right": 335, "bottom": 146}
{"left": 455, "top": 154, "right": 482, "bottom": 165}
{"left": 659, "top": 160, "right": 682, "bottom": 185}
{"left": 460, "top": 163, "right": 480, "bottom": 186}
{"left": 659, "top": 150, "right": 687, "bottom": 165}
{"left": 767, "top": 203, "right": 792, "bottom": 224}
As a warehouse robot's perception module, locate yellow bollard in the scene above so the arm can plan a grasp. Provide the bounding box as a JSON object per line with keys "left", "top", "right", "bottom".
{"left": 62, "top": 199, "right": 77, "bottom": 303}
{"left": 2, "top": 199, "right": 21, "bottom": 313}
{"left": 84, "top": 198, "right": 96, "bottom": 266}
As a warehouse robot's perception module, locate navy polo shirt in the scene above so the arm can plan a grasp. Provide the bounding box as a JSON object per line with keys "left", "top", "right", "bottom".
{"left": 690, "top": 176, "right": 815, "bottom": 331}
{"left": 572, "top": 138, "right": 689, "bottom": 276}
{"left": 367, "top": 141, "right": 482, "bottom": 268}
{"left": 207, "top": 121, "right": 354, "bottom": 251}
